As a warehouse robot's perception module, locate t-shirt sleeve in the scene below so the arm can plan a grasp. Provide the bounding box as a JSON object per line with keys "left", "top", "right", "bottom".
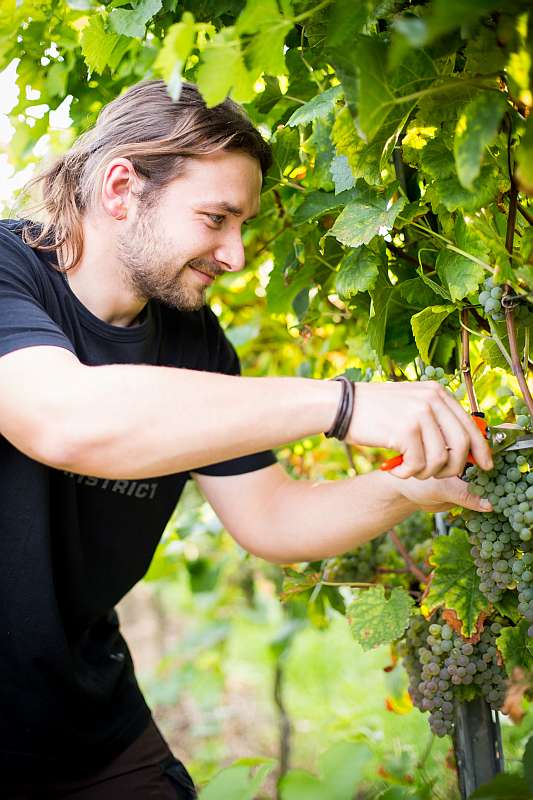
{"left": 192, "top": 309, "right": 277, "bottom": 477}
{"left": 0, "top": 223, "right": 76, "bottom": 360}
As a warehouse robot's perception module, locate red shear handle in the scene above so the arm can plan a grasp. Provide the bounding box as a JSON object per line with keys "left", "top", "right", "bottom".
{"left": 380, "top": 414, "right": 488, "bottom": 472}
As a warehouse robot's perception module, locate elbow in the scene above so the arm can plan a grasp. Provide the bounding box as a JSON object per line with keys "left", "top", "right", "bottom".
{"left": 37, "top": 421, "right": 85, "bottom": 472}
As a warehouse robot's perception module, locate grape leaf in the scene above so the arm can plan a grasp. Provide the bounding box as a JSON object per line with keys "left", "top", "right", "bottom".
{"left": 347, "top": 586, "right": 414, "bottom": 651}
{"left": 480, "top": 337, "right": 509, "bottom": 370}
{"left": 428, "top": 164, "right": 504, "bottom": 213}
{"left": 199, "top": 761, "right": 275, "bottom": 800}
{"left": 420, "top": 137, "right": 455, "bottom": 179}
{"left": 292, "top": 190, "right": 352, "bottom": 225}
{"left": 368, "top": 282, "right": 394, "bottom": 361}
{"left": 524, "top": 735, "right": 533, "bottom": 794}
{"left": 436, "top": 249, "right": 485, "bottom": 302}
{"left": 328, "top": 184, "right": 406, "bottom": 247}
{"left": 494, "top": 591, "right": 521, "bottom": 624}
{"left": 268, "top": 126, "right": 300, "bottom": 180}
{"left": 154, "top": 12, "right": 197, "bottom": 98}
{"left": 279, "top": 742, "right": 373, "bottom": 800}
{"left": 80, "top": 15, "right": 130, "bottom": 75}
{"left": 287, "top": 85, "right": 343, "bottom": 128}
{"left": 330, "top": 155, "right": 355, "bottom": 194}
{"left": 353, "top": 36, "right": 394, "bottom": 142}
{"left": 496, "top": 620, "right": 533, "bottom": 675}
{"left": 109, "top": 0, "right": 162, "bottom": 38}
{"left": 280, "top": 569, "right": 321, "bottom": 601}
{"left": 423, "top": 528, "right": 487, "bottom": 638}
{"left": 411, "top": 305, "right": 454, "bottom": 362}
{"left": 516, "top": 116, "right": 533, "bottom": 196}
{"left": 236, "top": 0, "right": 292, "bottom": 76}
{"left": 197, "top": 27, "right": 255, "bottom": 106}
{"left": 336, "top": 247, "right": 381, "bottom": 298}
{"left": 468, "top": 774, "right": 532, "bottom": 800}
{"left": 454, "top": 91, "right": 508, "bottom": 189}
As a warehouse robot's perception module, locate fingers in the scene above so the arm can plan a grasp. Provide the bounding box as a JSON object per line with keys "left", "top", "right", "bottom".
{"left": 431, "top": 398, "right": 472, "bottom": 478}
{"left": 439, "top": 388, "right": 493, "bottom": 471}
{"left": 388, "top": 386, "right": 479, "bottom": 480}
{"left": 389, "top": 426, "right": 426, "bottom": 479}
{"left": 447, "top": 477, "right": 493, "bottom": 513}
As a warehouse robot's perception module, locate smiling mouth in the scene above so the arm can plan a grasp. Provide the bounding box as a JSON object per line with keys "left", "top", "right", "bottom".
{"left": 190, "top": 267, "right": 215, "bottom": 285}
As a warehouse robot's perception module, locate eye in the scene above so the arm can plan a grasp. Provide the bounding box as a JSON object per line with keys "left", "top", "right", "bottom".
{"left": 206, "top": 214, "right": 225, "bottom": 226}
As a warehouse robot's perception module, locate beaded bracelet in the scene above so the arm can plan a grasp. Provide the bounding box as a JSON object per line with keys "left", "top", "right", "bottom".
{"left": 324, "top": 376, "right": 355, "bottom": 441}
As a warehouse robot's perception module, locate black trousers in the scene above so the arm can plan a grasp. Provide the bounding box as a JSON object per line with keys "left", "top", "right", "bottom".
{"left": 6, "top": 718, "right": 197, "bottom": 799}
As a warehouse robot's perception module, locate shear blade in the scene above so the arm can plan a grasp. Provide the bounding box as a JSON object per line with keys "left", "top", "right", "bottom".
{"left": 489, "top": 425, "right": 533, "bottom": 454}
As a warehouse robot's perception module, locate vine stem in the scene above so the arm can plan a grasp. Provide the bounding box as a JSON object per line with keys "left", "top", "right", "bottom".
{"left": 460, "top": 309, "right": 479, "bottom": 413}
{"left": 387, "top": 528, "right": 429, "bottom": 584}
{"left": 517, "top": 202, "right": 533, "bottom": 226}
{"left": 504, "top": 182, "right": 533, "bottom": 417}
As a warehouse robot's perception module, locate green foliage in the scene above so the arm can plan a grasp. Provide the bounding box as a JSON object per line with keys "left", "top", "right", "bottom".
{"left": 3, "top": 0, "right": 533, "bottom": 788}
{"left": 347, "top": 586, "right": 415, "bottom": 651}
{"left": 278, "top": 741, "right": 373, "bottom": 800}
{"left": 198, "top": 758, "right": 276, "bottom": 800}
{"left": 423, "top": 528, "right": 488, "bottom": 637}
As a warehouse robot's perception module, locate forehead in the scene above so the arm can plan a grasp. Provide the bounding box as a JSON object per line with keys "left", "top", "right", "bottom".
{"left": 166, "top": 150, "right": 262, "bottom": 212}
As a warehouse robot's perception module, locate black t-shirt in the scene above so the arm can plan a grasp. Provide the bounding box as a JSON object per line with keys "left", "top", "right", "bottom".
{"left": 0, "top": 219, "right": 276, "bottom": 781}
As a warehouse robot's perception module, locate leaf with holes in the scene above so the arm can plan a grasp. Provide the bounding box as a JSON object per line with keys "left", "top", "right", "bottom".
{"left": 347, "top": 586, "right": 414, "bottom": 651}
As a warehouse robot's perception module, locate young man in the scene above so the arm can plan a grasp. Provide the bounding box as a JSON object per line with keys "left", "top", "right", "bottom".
{"left": 0, "top": 80, "right": 492, "bottom": 799}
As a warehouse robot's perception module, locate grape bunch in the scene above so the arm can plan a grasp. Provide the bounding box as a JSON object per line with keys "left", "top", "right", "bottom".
{"left": 401, "top": 612, "right": 508, "bottom": 737}
{"left": 324, "top": 511, "right": 433, "bottom": 587}
{"left": 478, "top": 277, "right": 533, "bottom": 324}
{"left": 420, "top": 364, "right": 450, "bottom": 386}
{"left": 463, "top": 448, "right": 533, "bottom": 635}
{"left": 511, "top": 395, "right": 532, "bottom": 431}
{"left": 323, "top": 543, "right": 377, "bottom": 583}
{"left": 478, "top": 277, "right": 505, "bottom": 321}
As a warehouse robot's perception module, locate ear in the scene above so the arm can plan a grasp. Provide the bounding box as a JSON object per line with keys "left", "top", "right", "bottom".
{"left": 100, "top": 158, "right": 142, "bottom": 221}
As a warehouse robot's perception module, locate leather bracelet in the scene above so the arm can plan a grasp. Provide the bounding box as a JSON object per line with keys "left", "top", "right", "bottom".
{"left": 325, "top": 376, "right": 355, "bottom": 440}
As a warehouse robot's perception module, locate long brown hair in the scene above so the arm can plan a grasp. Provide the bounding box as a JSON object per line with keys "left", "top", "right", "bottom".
{"left": 18, "top": 80, "right": 272, "bottom": 270}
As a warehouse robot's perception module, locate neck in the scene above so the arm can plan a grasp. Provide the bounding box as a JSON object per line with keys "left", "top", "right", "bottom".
{"left": 58, "top": 217, "right": 147, "bottom": 327}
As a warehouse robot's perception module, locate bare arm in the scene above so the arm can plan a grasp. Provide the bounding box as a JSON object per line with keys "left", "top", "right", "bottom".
{"left": 0, "top": 346, "right": 491, "bottom": 480}
{"left": 0, "top": 346, "right": 339, "bottom": 478}
{"left": 194, "top": 463, "right": 491, "bottom": 563}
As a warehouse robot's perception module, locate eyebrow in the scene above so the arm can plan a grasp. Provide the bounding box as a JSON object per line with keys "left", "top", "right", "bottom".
{"left": 196, "top": 202, "right": 259, "bottom": 221}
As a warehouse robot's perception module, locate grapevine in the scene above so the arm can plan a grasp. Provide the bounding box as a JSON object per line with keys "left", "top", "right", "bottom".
{"left": 401, "top": 612, "right": 508, "bottom": 737}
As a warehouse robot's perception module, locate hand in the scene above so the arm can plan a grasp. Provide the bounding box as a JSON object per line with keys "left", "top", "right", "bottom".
{"left": 347, "top": 381, "right": 493, "bottom": 480}
{"left": 384, "top": 471, "right": 493, "bottom": 514}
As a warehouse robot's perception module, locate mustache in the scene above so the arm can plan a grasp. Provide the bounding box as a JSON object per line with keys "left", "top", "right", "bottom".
{"left": 187, "top": 259, "right": 225, "bottom": 278}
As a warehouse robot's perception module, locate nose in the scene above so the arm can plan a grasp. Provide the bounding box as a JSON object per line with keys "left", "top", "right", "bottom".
{"left": 214, "top": 230, "right": 246, "bottom": 273}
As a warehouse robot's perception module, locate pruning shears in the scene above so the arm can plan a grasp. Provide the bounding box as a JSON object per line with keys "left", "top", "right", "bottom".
{"left": 380, "top": 414, "right": 533, "bottom": 472}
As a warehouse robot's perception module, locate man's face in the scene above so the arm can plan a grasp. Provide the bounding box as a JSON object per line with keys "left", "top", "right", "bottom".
{"left": 114, "top": 150, "right": 262, "bottom": 312}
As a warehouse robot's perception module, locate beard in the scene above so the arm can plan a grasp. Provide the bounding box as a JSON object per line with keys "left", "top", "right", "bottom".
{"left": 115, "top": 204, "right": 223, "bottom": 312}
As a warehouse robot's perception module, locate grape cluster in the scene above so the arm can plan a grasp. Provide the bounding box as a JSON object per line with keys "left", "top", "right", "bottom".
{"left": 324, "top": 544, "right": 377, "bottom": 583}
{"left": 511, "top": 395, "right": 532, "bottom": 431}
{"left": 478, "top": 277, "right": 505, "bottom": 321}
{"left": 463, "top": 448, "right": 533, "bottom": 636}
{"left": 324, "top": 512, "right": 432, "bottom": 586}
{"left": 420, "top": 364, "right": 450, "bottom": 386}
{"left": 401, "top": 612, "right": 508, "bottom": 737}
{"left": 478, "top": 278, "right": 533, "bottom": 324}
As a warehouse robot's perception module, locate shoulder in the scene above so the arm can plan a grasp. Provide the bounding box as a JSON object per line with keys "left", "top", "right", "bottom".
{"left": 0, "top": 218, "right": 58, "bottom": 295}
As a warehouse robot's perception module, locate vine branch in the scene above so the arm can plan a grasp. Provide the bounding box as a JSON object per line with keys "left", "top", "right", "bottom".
{"left": 387, "top": 528, "right": 429, "bottom": 584}
{"left": 503, "top": 181, "right": 533, "bottom": 417}
{"left": 460, "top": 309, "right": 479, "bottom": 413}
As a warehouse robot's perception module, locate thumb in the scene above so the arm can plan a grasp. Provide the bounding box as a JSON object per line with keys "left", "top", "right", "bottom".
{"left": 452, "top": 477, "right": 493, "bottom": 513}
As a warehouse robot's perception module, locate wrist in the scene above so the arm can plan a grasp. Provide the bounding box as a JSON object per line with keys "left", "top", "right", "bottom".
{"left": 379, "top": 470, "right": 418, "bottom": 514}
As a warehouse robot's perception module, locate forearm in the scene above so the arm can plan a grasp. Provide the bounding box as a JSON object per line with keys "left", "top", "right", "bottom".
{"left": 251, "top": 470, "right": 417, "bottom": 563}
{"left": 60, "top": 365, "right": 340, "bottom": 479}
